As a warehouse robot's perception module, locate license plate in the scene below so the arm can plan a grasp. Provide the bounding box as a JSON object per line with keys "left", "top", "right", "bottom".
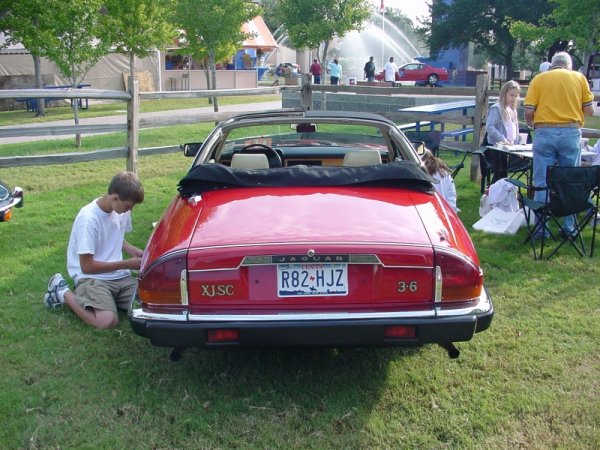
{"left": 277, "top": 263, "right": 348, "bottom": 297}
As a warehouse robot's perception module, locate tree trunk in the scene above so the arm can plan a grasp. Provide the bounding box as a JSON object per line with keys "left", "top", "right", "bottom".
{"left": 129, "top": 52, "right": 135, "bottom": 82}
{"left": 209, "top": 49, "right": 218, "bottom": 113}
{"left": 503, "top": 43, "right": 515, "bottom": 82}
{"left": 32, "top": 54, "right": 45, "bottom": 116}
{"left": 320, "top": 42, "right": 330, "bottom": 81}
{"left": 70, "top": 67, "right": 81, "bottom": 148}
{"left": 203, "top": 66, "right": 212, "bottom": 104}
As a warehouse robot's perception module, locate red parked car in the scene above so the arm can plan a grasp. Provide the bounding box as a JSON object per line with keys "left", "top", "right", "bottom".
{"left": 129, "top": 111, "right": 493, "bottom": 360}
{"left": 376, "top": 63, "right": 449, "bottom": 86}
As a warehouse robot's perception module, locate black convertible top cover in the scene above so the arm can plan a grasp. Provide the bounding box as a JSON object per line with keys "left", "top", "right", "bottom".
{"left": 178, "top": 161, "right": 433, "bottom": 197}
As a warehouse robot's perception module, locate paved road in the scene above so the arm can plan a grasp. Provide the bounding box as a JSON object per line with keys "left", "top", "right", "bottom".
{"left": 0, "top": 100, "right": 283, "bottom": 144}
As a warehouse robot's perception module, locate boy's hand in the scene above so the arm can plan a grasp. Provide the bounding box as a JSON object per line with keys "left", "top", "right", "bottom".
{"left": 125, "top": 257, "right": 142, "bottom": 270}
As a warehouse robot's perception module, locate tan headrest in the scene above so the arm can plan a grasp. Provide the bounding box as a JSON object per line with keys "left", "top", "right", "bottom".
{"left": 342, "top": 150, "right": 382, "bottom": 167}
{"left": 230, "top": 153, "right": 269, "bottom": 169}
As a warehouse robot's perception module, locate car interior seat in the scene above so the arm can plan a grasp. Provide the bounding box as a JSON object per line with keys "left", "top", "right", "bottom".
{"left": 230, "top": 153, "right": 270, "bottom": 169}
{"left": 343, "top": 150, "right": 382, "bottom": 167}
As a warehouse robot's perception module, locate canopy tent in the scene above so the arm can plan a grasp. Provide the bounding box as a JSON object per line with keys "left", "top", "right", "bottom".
{"left": 0, "top": 33, "right": 27, "bottom": 54}
{"left": 242, "top": 16, "right": 278, "bottom": 50}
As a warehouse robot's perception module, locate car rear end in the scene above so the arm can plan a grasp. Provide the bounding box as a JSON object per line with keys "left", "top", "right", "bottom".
{"left": 130, "top": 186, "right": 492, "bottom": 351}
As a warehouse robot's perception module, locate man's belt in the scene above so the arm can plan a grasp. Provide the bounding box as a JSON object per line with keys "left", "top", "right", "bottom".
{"left": 534, "top": 122, "right": 580, "bottom": 129}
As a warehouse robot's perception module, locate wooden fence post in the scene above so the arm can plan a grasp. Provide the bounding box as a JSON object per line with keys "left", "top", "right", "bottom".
{"left": 127, "top": 76, "right": 139, "bottom": 174}
{"left": 300, "top": 74, "right": 313, "bottom": 111}
{"left": 470, "top": 73, "right": 489, "bottom": 181}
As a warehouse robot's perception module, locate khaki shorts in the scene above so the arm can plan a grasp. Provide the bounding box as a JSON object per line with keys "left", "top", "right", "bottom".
{"left": 74, "top": 277, "right": 136, "bottom": 313}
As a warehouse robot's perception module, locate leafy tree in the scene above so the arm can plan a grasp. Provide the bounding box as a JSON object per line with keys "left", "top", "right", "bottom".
{"left": 276, "top": 0, "right": 371, "bottom": 65}
{"left": 173, "top": 0, "right": 259, "bottom": 111}
{"left": 421, "top": 0, "right": 553, "bottom": 80}
{"left": 36, "top": 0, "right": 112, "bottom": 146}
{"left": 260, "top": 0, "right": 282, "bottom": 33}
{"left": 102, "top": 0, "right": 177, "bottom": 81}
{"left": 511, "top": 0, "right": 600, "bottom": 70}
{"left": 0, "top": 0, "right": 54, "bottom": 115}
{"left": 26, "top": 0, "right": 110, "bottom": 89}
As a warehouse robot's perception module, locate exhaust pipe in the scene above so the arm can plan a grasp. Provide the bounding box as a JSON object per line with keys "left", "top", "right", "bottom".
{"left": 170, "top": 348, "right": 185, "bottom": 362}
{"left": 439, "top": 342, "right": 460, "bottom": 359}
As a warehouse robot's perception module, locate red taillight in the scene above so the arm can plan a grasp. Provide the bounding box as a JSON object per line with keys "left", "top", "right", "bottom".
{"left": 384, "top": 325, "right": 416, "bottom": 339}
{"left": 434, "top": 248, "right": 483, "bottom": 302}
{"left": 137, "top": 252, "right": 187, "bottom": 305}
{"left": 1, "top": 209, "right": 11, "bottom": 222}
{"left": 207, "top": 329, "right": 239, "bottom": 343}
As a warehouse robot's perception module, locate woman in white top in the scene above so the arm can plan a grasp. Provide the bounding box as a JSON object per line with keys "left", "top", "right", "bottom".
{"left": 485, "top": 80, "right": 521, "bottom": 183}
{"left": 422, "top": 149, "right": 458, "bottom": 212}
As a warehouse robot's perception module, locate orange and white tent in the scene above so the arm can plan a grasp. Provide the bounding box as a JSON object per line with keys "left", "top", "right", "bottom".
{"left": 242, "top": 16, "right": 278, "bottom": 50}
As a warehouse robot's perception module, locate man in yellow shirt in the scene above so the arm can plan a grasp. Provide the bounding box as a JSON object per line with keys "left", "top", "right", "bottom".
{"left": 524, "top": 51, "right": 595, "bottom": 237}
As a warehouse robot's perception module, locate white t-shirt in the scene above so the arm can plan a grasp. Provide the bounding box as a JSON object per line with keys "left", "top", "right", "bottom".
{"left": 383, "top": 61, "right": 398, "bottom": 82}
{"left": 67, "top": 198, "right": 132, "bottom": 283}
{"left": 503, "top": 109, "right": 518, "bottom": 142}
{"left": 432, "top": 172, "right": 458, "bottom": 211}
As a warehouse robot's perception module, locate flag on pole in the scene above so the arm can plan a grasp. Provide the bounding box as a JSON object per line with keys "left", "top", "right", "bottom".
{"left": 380, "top": 0, "right": 384, "bottom": 12}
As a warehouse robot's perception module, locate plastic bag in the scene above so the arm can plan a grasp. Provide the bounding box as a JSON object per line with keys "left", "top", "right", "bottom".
{"left": 473, "top": 208, "right": 526, "bottom": 235}
{"left": 479, "top": 193, "right": 492, "bottom": 217}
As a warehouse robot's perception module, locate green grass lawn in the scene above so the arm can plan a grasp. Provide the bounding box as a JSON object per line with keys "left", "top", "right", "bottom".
{"left": 0, "top": 112, "right": 599, "bottom": 448}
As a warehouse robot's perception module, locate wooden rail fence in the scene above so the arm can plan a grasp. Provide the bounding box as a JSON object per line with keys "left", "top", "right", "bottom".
{"left": 1, "top": 75, "right": 598, "bottom": 182}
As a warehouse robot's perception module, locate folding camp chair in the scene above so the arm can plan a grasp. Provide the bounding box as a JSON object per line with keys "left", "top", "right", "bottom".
{"left": 404, "top": 131, "right": 441, "bottom": 156}
{"left": 474, "top": 146, "right": 493, "bottom": 193}
{"left": 509, "top": 165, "right": 600, "bottom": 260}
{"left": 477, "top": 129, "right": 532, "bottom": 193}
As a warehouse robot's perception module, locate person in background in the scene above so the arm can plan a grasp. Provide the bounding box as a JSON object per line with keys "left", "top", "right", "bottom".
{"left": 43, "top": 171, "right": 145, "bottom": 329}
{"left": 524, "top": 51, "right": 595, "bottom": 238}
{"left": 383, "top": 56, "right": 398, "bottom": 84}
{"left": 328, "top": 59, "right": 342, "bottom": 85}
{"left": 485, "top": 80, "right": 521, "bottom": 182}
{"left": 448, "top": 62, "right": 457, "bottom": 84}
{"left": 309, "top": 59, "right": 322, "bottom": 84}
{"left": 421, "top": 149, "right": 458, "bottom": 212}
{"left": 364, "top": 56, "right": 376, "bottom": 82}
{"left": 539, "top": 58, "right": 551, "bottom": 73}
{"left": 275, "top": 64, "right": 284, "bottom": 77}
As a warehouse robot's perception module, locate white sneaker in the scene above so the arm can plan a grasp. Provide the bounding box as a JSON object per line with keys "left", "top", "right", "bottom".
{"left": 43, "top": 273, "right": 69, "bottom": 309}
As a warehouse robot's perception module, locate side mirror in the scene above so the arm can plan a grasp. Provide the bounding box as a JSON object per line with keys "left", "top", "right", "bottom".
{"left": 13, "top": 187, "right": 24, "bottom": 207}
{"left": 411, "top": 141, "right": 426, "bottom": 156}
{"left": 181, "top": 143, "right": 202, "bottom": 157}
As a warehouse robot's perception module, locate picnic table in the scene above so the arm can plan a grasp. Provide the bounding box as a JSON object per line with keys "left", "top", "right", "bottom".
{"left": 397, "top": 100, "right": 476, "bottom": 141}
{"left": 483, "top": 143, "right": 596, "bottom": 194}
{"left": 17, "top": 84, "right": 91, "bottom": 112}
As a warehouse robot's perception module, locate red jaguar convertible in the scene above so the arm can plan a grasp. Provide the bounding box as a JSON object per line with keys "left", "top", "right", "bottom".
{"left": 129, "top": 111, "right": 492, "bottom": 359}
{"left": 376, "top": 62, "right": 449, "bottom": 86}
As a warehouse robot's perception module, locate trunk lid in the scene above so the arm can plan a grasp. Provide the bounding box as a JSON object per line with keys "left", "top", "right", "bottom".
{"left": 184, "top": 186, "right": 448, "bottom": 312}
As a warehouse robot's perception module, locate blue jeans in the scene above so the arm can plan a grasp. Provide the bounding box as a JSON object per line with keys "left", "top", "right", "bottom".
{"left": 532, "top": 127, "right": 581, "bottom": 232}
